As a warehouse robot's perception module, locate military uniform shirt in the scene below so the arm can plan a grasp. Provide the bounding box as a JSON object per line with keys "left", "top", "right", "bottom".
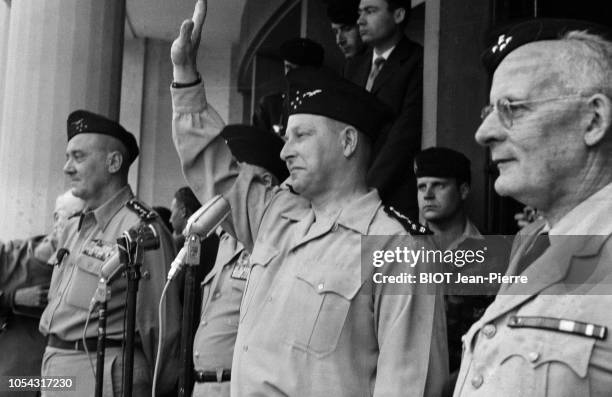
{"left": 172, "top": 82, "right": 449, "bottom": 397}
{"left": 39, "top": 186, "right": 181, "bottom": 394}
{"left": 193, "top": 231, "right": 247, "bottom": 370}
{"left": 454, "top": 182, "right": 612, "bottom": 397}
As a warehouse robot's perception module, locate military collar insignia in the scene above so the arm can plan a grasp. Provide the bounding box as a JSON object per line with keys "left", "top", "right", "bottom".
{"left": 126, "top": 198, "right": 157, "bottom": 221}
{"left": 384, "top": 205, "right": 432, "bottom": 235}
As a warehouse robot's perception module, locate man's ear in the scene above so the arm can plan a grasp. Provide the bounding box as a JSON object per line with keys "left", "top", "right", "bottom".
{"left": 393, "top": 7, "right": 406, "bottom": 25}
{"left": 340, "top": 126, "right": 359, "bottom": 158}
{"left": 459, "top": 182, "right": 470, "bottom": 201}
{"left": 106, "top": 151, "right": 124, "bottom": 174}
{"left": 584, "top": 93, "right": 612, "bottom": 147}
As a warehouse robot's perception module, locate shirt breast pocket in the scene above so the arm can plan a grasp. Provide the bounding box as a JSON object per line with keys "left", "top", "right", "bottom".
{"left": 65, "top": 255, "right": 103, "bottom": 310}
{"left": 288, "top": 266, "right": 363, "bottom": 358}
{"left": 497, "top": 329, "right": 595, "bottom": 396}
{"left": 239, "top": 243, "right": 277, "bottom": 321}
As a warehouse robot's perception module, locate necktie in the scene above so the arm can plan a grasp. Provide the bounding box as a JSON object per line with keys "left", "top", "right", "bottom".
{"left": 366, "top": 57, "right": 385, "bottom": 91}
{"left": 515, "top": 232, "right": 550, "bottom": 275}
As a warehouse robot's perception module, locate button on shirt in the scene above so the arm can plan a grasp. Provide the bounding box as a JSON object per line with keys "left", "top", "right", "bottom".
{"left": 172, "top": 82, "right": 448, "bottom": 397}
{"left": 193, "top": 232, "right": 247, "bottom": 370}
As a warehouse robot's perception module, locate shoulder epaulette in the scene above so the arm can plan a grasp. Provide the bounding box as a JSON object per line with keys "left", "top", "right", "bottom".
{"left": 384, "top": 205, "right": 432, "bottom": 235}
{"left": 126, "top": 199, "right": 157, "bottom": 221}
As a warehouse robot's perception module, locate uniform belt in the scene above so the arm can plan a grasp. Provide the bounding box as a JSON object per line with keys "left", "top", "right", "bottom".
{"left": 194, "top": 369, "right": 231, "bottom": 383}
{"left": 47, "top": 334, "right": 124, "bottom": 351}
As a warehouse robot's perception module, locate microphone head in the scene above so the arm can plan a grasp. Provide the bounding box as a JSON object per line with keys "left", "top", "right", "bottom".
{"left": 184, "top": 195, "right": 230, "bottom": 237}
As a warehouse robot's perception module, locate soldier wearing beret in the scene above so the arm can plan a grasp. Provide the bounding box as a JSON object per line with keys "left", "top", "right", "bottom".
{"left": 39, "top": 110, "right": 181, "bottom": 396}
{"left": 326, "top": 0, "right": 366, "bottom": 59}
{"left": 414, "top": 148, "right": 510, "bottom": 392}
{"left": 171, "top": 2, "right": 448, "bottom": 395}
{"left": 252, "top": 37, "right": 324, "bottom": 137}
{"left": 191, "top": 125, "right": 287, "bottom": 397}
{"left": 454, "top": 18, "right": 612, "bottom": 397}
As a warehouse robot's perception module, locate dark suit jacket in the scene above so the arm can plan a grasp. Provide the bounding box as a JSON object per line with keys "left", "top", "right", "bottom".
{"left": 344, "top": 36, "right": 423, "bottom": 218}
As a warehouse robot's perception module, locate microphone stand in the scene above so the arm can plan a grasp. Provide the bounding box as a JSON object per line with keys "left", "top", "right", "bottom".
{"left": 94, "top": 278, "right": 110, "bottom": 397}
{"left": 120, "top": 224, "right": 159, "bottom": 397}
{"left": 119, "top": 233, "right": 141, "bottom": 397}
{"left": 178, "top": 235, "right": 201, "bottom": 397}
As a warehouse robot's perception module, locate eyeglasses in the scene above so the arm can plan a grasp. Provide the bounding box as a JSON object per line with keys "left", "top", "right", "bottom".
{"left": 480, "top": 94, "right": 587, "bottom": 129}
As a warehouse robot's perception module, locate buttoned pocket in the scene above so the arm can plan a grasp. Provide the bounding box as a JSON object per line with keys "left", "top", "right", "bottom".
{"left": 286, "top": 266, "right": 363, "bottom": 357}
{"left": 239, "top": 243, "right": 278, "bottom": 321}
{"left": 65, "top": 254, "right": 104, "bottom": 310}
{"left": 497, "top": 329, "right": 595, "bottom": 396}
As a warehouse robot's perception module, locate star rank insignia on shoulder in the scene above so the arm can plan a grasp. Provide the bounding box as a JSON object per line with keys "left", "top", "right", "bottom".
{"left": 384, "top": 205, "right": 432, "bottom": 235}
{"left": 126, "top": 198, "right": 158, "bottom": 221}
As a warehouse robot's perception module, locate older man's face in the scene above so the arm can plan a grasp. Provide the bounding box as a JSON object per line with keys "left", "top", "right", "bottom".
{"left": 281, "top": 114, "right": 345, "bottom": 199}
{"left": 475, "top": 42, "right": 587, "bottom": 209}
{"left": 63, "top": 134, "right": 112, "bottom": 204}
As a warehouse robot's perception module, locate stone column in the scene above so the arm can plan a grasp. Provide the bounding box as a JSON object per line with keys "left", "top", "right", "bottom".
{"left": 0, "top": 0, "right": 10, "bottom": 136}
{"left": 0, "top": 0, "right": 125, "bottom": 240}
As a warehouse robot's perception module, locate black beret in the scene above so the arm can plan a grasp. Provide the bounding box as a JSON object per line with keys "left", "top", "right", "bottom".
{"left": 220, "top": 124, "right": 289, "bottom": 182}
{"left": 327, "top": 0, "right": 360, "bottom": 25}
{"left": 482, "top": 18, "right": 612, "bottom": 74}
{"left": 280, "top": 38, "right": 324, "bottom": 68}
{"left": 414, "top": 147, "right": 471, "bottom": 185}
{"left": 285, "top": 67, "right": 393, "bottom": 141}
{"left": 67, "top": 110, "right": 139, "bottom": 165}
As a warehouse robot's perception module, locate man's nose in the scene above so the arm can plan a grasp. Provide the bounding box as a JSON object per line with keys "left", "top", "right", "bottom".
{"left": 475, "top": 113, "right": 505, "bottom": 147}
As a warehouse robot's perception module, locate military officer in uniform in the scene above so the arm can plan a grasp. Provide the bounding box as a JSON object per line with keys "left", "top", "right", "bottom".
{"left": 39, "top": 110, "right": 181, "bottom": 396}
{"left": 191, "top": 124, "right": 288, "bottom": 397}
{"left": 170, "top": 2, "right": 448, "bottom": 395}
{"left": 454, "top": 19, "right": 612, "bottom": 396}
{"left": 413, "top": 148, "right": 510, "bottom": 392}
{"left": 0, "top": 191, "right": 83, "bottom": 397}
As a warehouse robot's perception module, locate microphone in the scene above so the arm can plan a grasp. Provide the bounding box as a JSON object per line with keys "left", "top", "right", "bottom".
{"left": 51, "top": 248, "right": 70, "bottom": 266}
{"left": 167, "top": 195, "right": 230, "bottom": 280}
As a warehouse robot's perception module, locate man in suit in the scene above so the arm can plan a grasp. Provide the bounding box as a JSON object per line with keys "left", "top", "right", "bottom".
{"left": 345, "top": 0, "right": 423, "bottom": 219}
{"left": 454, "top": 19, "right": 612, "bottom": 396}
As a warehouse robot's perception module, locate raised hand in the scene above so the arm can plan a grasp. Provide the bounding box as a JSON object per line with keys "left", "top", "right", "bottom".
{"left": 171, "top": 0, "right": 207, "bottom": 83}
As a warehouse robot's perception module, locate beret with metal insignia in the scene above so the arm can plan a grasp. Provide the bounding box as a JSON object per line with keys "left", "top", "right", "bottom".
{"left": 482, "top": 17, "right": 612, "bottom": 74}
{"left": 285, "top": 66, "right": 394, "bottom": 141}
{"left": 414, "top": 147, "right": 471, "bottom": 185}
{"left": 67, "top": 110, "right": 139, "bottom": 165}
{"left": 280, "top": 38, "right": 325, "bottom": 68}
{"left": 220, "top": 124, "right": 289, "bottom": 182}
{"left": 326, "top": 0, "right": 360, "bottom": 25}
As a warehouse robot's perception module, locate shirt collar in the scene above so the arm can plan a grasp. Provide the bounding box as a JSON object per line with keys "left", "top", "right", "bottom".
{"left": 281, "top": 189, "right": 382, "bottom": 235}
{"left": 80, "top": 186, "right": 134, "bottom": 232}
{"left": 446, "top": 217, "right": 483, "bottom": 250}
{"left": 372, "top": 45, "right": 395, "bottom": 63}
{"left": 549, "top": 182, "right": 612, "bottom": 236}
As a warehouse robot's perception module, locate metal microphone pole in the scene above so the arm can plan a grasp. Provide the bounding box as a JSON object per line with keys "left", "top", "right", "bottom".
{"left": 178, "top": 235, "right": 201, "bottom": 397}
{"left": 94, "top": 278, "right": 110, "bottom": 397}
{"left": 121, "top": 224, "right": 160, "bottom": 397}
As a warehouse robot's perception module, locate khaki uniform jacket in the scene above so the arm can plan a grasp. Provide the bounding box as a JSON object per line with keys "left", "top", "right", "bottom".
{"left": 172, "top": 82, "right": 448, "bottom": 397}
{"left": 454, "top": 183, "right": 612, "bottom": 397}
{"left": 39, "top": 186, "right": 181, "bottom": 394}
